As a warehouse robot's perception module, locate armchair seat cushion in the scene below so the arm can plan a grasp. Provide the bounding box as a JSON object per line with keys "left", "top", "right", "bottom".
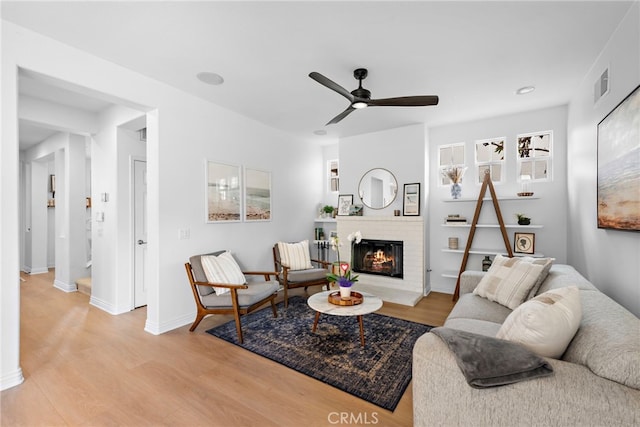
{"left": 285, "top": 268, "right": 328, "bottom": 283}
{"left": 201, "top": 280, "right": 280, "bottom": 308}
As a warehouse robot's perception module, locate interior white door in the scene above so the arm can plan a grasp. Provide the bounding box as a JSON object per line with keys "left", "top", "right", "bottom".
{"left": 133, "top": 160, "right": 147, "bottom": 308}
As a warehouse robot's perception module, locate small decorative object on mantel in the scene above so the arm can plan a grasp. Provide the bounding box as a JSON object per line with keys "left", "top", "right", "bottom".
{"left": 517, "top": 174, "right": 534, "bottom": 197}
{"left": 337, "top": 194, "right": 353, "bottom": 216}
{"left": 349, "top": 205, "right": 363, "bottom": 216}
{"left": 327, "top": 231, "right": 362, "bottom": 299}
{"left": 442, "top": 166, "right": 467, "bottom": 199}
{"left": 516, "top": 213, "right": 531, "bottom": 225}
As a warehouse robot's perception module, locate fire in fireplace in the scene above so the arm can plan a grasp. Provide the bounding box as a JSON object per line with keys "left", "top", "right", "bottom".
{"left": 352, "top": 239, "right": 403, "bottom": 278}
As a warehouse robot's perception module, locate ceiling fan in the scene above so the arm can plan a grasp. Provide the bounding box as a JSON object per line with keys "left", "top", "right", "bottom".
{"left": 309, "top": 68, "right": 439, "bottom": 125}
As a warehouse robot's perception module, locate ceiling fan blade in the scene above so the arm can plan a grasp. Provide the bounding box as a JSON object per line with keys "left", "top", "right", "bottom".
{"left": 367, "top": 95, "right": 439, "bottom": 107}
{"left": 326, "top": 106, "right": 356, "bottom": 125}
{"left": 309, "top": 72, "right": 354, "bottom": 102}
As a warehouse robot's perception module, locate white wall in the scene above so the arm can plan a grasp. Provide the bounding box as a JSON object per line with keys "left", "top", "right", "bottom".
{"left": 428, "top": 105, "right": 569, "bottom": 294}
{"left": 320, "top": 143, "right": 339, "bottom": 208}
{"left": 339, "top": 124, "right": 427, "bottom": 217}
{"left": 1, "top": 21, "right": 321, "bottom": 390}
{"left": 567, "top": 2, "right": 640, "bottom": 316}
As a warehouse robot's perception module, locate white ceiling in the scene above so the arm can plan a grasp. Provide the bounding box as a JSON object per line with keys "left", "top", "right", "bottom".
{"left": 2, "top": 1, "right": 634, "bottom": 146}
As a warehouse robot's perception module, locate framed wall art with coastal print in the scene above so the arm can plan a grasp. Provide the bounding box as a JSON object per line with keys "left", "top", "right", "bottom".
{"left": 597, "top": 84, "right": 640, "bottom": 231}
{"left": 244, "top": 168, "right": 271, "bottom": 221}
{"left": 206, "top": 161, "right": 241, "bottom": 223}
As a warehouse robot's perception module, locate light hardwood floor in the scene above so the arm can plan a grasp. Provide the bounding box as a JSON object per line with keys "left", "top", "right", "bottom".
{"left": 2, "top": 270, "right": 455, "bottom": 426}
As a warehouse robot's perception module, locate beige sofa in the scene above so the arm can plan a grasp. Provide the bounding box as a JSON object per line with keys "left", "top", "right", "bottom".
{"left": 413, "top": 264, "right": 640, "bottom": 426}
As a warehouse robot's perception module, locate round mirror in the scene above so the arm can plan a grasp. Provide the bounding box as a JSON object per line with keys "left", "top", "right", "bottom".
{"left": 358, "top": 168, "right": 398, "bottom": 209}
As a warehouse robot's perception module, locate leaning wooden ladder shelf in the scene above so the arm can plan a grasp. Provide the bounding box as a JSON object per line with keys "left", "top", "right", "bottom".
{"left": 453, "top": 171, "right": 513, "bottom": 301}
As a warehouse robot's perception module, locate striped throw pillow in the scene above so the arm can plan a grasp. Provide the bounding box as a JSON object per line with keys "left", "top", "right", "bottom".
{"left": 277, "top": 240, "right": 313, "bottom": 271}
{"left": 201, "top": 251, "right": 246, "bottom": 296}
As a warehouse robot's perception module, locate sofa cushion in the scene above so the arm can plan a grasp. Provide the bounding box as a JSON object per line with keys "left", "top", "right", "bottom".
{"left": 535, "top": 264, "right": 598, "bottom": 295}
{"left": 473, "top": 254, "right": 549, "bottom": 309}
{"left": 277, "top": 240, "right": 313, "bottom": 270}
{"left": 446, "top": 293, "right": 513, "bottom": 325}
{"left": 201, "top": 251, "right": 246, "bottom": 296}
{"left": 443, "top": 318, "right": 502, "bottom": 338}
{"left": 562, "top": 290, "right": 640, "bottom": 389}
{"left": 497, "top": 286, "right": 582, "bottom": 359}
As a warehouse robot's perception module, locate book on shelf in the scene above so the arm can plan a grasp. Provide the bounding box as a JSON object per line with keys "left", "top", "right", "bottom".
{"left": 445, "top": 214, "right": 467, "bottom": 224}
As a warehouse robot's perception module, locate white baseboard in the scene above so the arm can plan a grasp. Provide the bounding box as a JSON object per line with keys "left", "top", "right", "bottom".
{"left": 22, "top": 267, "right": 49, "bottom": 275}
{"left": 0, "top": 367, "right": 24, "bottom": 391}
{"left": 145, "top": 312, "right": 194, "bottom": 335}
{"left": 54, "top": 279, "right": 77, "bottom": 293}
{"left": 89, "top": 296, "right": 118, "bottom": 314}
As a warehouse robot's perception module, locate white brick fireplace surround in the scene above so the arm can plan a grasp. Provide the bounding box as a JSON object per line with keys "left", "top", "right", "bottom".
{"left": 337, "top": 216, "right": 424, "bottom": 306}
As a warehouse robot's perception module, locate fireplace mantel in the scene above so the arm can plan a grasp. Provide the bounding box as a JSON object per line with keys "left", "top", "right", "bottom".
{"left": 336, "top": 216, "right": 424, "bottom": 306}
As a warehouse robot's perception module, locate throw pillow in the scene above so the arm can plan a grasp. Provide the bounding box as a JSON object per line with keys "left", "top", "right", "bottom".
{"left": 519, "top": 256, "right": 555, "bottom": 300}
{"left": 277, "top": 240, "right": 313, "bottom": 270}
{"left": 201, "top": 251, "right": 246, "bottom": 296}
{"left": 497, "top": 286, "right": 582, "bottom": 359}
{"left": 473, "top": 254, "right": 547, "bottom": 309}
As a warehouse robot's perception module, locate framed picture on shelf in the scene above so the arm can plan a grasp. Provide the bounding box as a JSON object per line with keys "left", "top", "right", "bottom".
{"left": 403, "top": 183, "right": 420, "bottom": 216}
{"left": 206, "top": 160, "right": 241, "bottom": 223}
{"left": 514, "top": 232, "right": 535, "bottom": 254}
{"left": 337, "top": 194, "right": 353, "bottom": 216}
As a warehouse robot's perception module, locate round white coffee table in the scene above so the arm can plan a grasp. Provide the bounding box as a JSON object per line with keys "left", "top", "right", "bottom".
{"left": 307, "top": 290, "right": 383, "bottom": 347}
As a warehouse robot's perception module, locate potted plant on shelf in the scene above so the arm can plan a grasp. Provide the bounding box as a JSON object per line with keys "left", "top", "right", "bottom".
{"left": 516, "top": 213, "right": 531, "bottom": 225}
{"left": 322, "top": 205, "right": 334, "bottom": 218}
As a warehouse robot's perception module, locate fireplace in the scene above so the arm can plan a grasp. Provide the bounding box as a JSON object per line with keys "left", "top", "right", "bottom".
{"left": 352, "top": 239, "right": 403, "bottom": 278}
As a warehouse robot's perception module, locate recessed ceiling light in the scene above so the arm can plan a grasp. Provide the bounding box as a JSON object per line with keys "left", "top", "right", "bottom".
{"left": 516, "top": 86, "right": 535, "bottom": 95}
{"left": 313, "top": 130, "right": 327, "bottom": 136}
{"left": 197, "top": 72, "right": 224, "bottom": 85}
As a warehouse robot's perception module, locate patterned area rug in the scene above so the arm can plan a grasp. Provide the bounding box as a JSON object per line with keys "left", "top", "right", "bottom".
{"left": 206, "top": 295, "right": 432, "bottom": 411}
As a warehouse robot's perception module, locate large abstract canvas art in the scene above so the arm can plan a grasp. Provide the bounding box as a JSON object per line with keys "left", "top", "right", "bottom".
{"left": 597, "top": 85, "right": 640, "bottom": 231}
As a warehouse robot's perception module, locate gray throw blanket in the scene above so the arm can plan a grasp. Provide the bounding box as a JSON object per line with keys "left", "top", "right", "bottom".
{"left": 430, "top": 327, "right": 554, "bottom": 388}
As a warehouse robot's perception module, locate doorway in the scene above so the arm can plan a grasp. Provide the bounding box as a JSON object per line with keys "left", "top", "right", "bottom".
{"left": 133, "top": 158, "right": 147, "bottom": 308}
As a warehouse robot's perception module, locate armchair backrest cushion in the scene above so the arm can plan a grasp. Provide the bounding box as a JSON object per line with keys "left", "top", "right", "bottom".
{"left": 276, "top": 240, "right": 313, "bottom": 270}
{"left": 189, "top": 250, "right": 229, "bottom": 296}
{"left": 200, "top": 251, "right": 247, "bottom": 296}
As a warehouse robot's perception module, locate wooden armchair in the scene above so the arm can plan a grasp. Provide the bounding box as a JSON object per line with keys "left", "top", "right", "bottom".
{"left": 273, "top": 242, "right": 331, "bottom": 308}
{"left": 185, "top": 251, "right": 279, "bottom": 343}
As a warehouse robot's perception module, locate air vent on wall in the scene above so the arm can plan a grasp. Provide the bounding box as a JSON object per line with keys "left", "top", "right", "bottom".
{"left": 594, "top": 67, "right": 609, "bottom": 104}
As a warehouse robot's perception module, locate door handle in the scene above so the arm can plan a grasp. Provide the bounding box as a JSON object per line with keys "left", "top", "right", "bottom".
{"left": 137, "top": 240, "right": 147, "bottom": 245}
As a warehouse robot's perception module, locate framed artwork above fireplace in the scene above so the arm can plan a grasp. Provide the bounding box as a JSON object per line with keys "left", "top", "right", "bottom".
{"left": 403, "top": 183, "right": 420, "bottom": 216}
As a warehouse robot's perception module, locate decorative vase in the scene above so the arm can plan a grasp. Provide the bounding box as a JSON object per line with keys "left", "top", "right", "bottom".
{"left": 451, "top": 183, "right": 462, "bottom": 199}
{"left": 518, "top": 218, "right": 531, "bottom": 225}
{"left": 339, "top": 286, "right": 351, "bottom": 299}
{"left": 482, "top": 255, "right": 492, "bottom": 272}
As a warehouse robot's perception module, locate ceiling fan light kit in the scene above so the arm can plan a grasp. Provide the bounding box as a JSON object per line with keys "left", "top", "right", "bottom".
{"left": 309, "top": 68, "right": 439, "bottom": 125}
